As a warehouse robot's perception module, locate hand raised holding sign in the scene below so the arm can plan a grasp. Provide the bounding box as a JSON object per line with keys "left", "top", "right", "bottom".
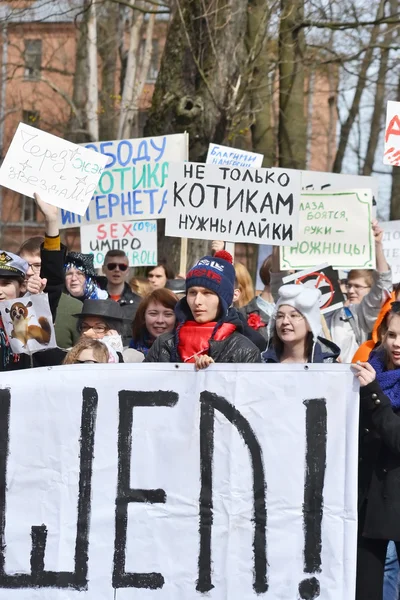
{"left": 34, "top": 192, "right": 59, "bottom": 237}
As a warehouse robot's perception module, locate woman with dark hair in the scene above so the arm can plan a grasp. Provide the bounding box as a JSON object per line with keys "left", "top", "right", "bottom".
{"left": 261, "top": 284, "right": 340, "bottom": 364}
{"left": 146, "top": 262, "right": 175, "bottom": 291}
{"left": 355, "top": 301, "right": 400, "bottom": 599}
{"left": 130, "top": 288, "right": 178, "bottom": 355}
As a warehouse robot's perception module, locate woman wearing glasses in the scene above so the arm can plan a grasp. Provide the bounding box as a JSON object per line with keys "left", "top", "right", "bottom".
{"left": 73, "top": 299, "right": 144, "bottom": 362}
{"left": 261, "top": 284, "right": 340, "bottom": 364}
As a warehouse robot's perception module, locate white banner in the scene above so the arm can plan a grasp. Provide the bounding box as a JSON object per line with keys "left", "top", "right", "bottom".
{"left": 206, "top": 143, "right": 264, "bottom": 168}
{"left": 59, "top": 133, "right": 189, "bottom": 228}
{"left": 165, "top": 162, "right": 302, "bottom": 245}
{"left": 80, "top": 221, "right": 157, "bottom": 268}
{"left": 0, "top": 123, "right": 108, "bottom": 216}
{"left": 281, "top": 190, "right": 375, "bottom": 270}
{"left": 301, "top": 169, "right": 378, "bottom": 204}
{"left": 382, "top": 220, "right": 400, "bottom": 283}
{"left": 0, "top": 364, "right": 358, "bottom": 600}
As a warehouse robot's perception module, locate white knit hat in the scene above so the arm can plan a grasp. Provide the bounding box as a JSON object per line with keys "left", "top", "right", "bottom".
{"left": 269, "top": 284, "right": 322, "bottom": 342}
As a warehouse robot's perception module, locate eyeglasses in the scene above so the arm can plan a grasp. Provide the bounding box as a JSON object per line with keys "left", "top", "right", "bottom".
{"left": 345, "top": 283, "right": 371, "bottom": 292}
{"left": 27, "top": 262, "right": 41, "bottom": 273}
{"left": 276, "top": 312, "right": 304, "bottom": 323}
{"left": 74, "top": 359, "right": 99, "bottom": 364}
{"left": 65, "top": 271, "right": 86, "bottom": 279}
{"left": 106, "top": 263, "right": 128, "bottom": 272}
{"left": 79, "top": 323, "right": 108, "bottom": 334}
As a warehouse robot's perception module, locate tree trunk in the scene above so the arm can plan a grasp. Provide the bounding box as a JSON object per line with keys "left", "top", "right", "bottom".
{"left": 97, "top": 0, "right": 120, "bottom": 141}
{"left": 128, "top": 13, "right": 156, "bottom": 138}
{"left": 86, "top": 0, "right": 99, "bottom": 141}
{"left": 278, "top": 0, "right": 307, "bottom": 169}
{"left": 332, "top": 0, "right": 385, "bottom": 173}
{"left": 66, "top": 7, "right": 89, "bottom": 143}
{"left": 144, "top": 0, "right": 249, "bottom": 269}
{"left": 363, "top": 0, "right": 397, "bottom": 176}
{"left": 247, "top": 0, "right": 275, "bottom": 166}
{"left": 117, "top": 12, "right": 144, "bottom": 139}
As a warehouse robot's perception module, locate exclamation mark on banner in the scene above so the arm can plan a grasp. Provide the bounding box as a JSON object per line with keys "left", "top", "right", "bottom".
{"left": 298, "top": 398, "right": 327, "bottom": 600}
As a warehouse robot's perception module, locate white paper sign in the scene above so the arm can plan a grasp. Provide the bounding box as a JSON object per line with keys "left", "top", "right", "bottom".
{"left": 382, "top": 220, "right": 400, "bottom": 283}
{"left": 165, "top": 162, "right": 302, "bottom": 245}
{"left": 206, "top": 143, "right": 264, "bottom": 168}
{"left": 0, "top": 363, "right": 358, "bottom": 600}
{"left": 80, "top": 220, "right": 157, "bottom": 268}
{"left": 59, "top": 133, "right": 189, "bottom": 227}
{"left": 384, "top": 101, "right": 400, "bottom": 166}
{"left": 0, "top": 123, "right": 108, "bottom": 215}
{"left": 0, "top": 293, "right": 56, "bottom": 354}
{"left": 301, "top": 169, "right": 378, "bottom": 201}
{"left": 281, "top": 189, "right": 376, "bottom": 270}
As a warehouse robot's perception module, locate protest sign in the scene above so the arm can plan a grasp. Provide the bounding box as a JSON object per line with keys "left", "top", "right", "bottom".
{"left": 59, "top": 133, "right": 188, "bottom": 228}
{"left": 283, "top": 263, "right": 345, "bottom": 314}
{"left": 281, "top": 190, "right": 375, "bottom": 270}
{"left": 301, "top": 169, "right": 378, "bottom": 201}
{"left": 165, "top": 162, "right": 302, "bottom": 245}
{"left": 0, "top": 123, "right": 108, "bottom": 216}
{"left": 0, "top": 294, "right": 56, "bottom": 354}
{"left": 0, "top": 363, "right": 358, "bottom": 600}
{"left": 80, "top": 221, "right": 157, "bottom": 269}
{"left": 206, "top": 143, "right": 263, "bottom": 168}
{"left": 384, "top": 101, "right": 400, "bottom": 166}
{"left": 381, "top": 220, "right": 400, "bottom": 283}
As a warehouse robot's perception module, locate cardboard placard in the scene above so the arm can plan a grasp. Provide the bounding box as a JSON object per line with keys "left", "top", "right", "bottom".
{"left": 280, "top": 190, "right": 375, "bottom": 270}
{"left": 59, "top": 133, "right": 189, "bottom": 227}
{"left": 0, "top": 124, "right": 108, "bottom": 216}
{"left": 165, "top": 162, "right": 302, "bottom": 245}
{"left": 80, "top": 221, "right": 157, "bottom": 269}
{"left": 282, "top": 263, "right": 345, "bottom": 314}
{"left": 0, "top": 293, "right": 56, "bottom": 353}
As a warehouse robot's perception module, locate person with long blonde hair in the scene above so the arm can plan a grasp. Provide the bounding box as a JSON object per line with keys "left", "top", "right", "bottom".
{"left": 234, "top": 262, "right": 255, "bottom": 308}
{"left": 63, "top": 338, "right": 110, "bottom": 365}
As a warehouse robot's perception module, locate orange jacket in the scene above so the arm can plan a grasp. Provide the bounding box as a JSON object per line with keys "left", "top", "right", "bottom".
{"left": 352, "top": 292, "right": 396, "bottom": 363}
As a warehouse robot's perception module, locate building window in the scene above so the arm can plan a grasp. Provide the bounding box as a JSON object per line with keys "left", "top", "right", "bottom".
{"left": 140, "top": 39, "right": 159, "bottom": 83}
{"left": 24, "top": 39, "right": 42, "bottom": 81}
{"left": 21, "top": 195, "right": 37, "bottom": 223}
{"left": 22, "top": 110, "right": 40, "bottom": 127}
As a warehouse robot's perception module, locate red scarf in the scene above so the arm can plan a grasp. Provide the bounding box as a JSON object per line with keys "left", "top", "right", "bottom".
{"left": 178, "top": 321, "right": 236, "bottom": 363}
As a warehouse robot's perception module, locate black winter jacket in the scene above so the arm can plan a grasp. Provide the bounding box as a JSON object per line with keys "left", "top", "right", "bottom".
{"left": 144, "top": 303, "right": 261, "bottom": 364}
{"left": 359, "top": 380, "right": 400, "bottom": 540}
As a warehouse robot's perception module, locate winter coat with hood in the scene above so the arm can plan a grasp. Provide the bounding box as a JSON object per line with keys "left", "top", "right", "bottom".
{"left": 261, "top": 336, "right": 340, "bottom": 363}
{"left": 144, "top": 298, "right": 261, "bottom": 364}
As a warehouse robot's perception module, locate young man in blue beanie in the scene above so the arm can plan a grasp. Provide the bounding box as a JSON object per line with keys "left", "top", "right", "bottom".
{"left": 145, "top": 250, "right": 260, "bottom": 368}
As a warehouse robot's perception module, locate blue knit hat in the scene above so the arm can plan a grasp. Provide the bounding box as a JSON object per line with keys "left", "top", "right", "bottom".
{"left": 185, "top": 250, "right": 235, "bottom": 316}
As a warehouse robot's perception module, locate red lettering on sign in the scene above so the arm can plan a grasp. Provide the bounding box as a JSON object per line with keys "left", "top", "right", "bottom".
{"left": 386, "top": 115, "right": 400, "bottom": 143}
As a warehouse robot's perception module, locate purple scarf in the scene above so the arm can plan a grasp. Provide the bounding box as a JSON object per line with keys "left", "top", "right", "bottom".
{"left": 369, "top": 349, "right": 400, "bottom": 409}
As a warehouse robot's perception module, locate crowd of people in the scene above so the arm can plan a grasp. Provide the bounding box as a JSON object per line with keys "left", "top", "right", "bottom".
{"left": 1, "top": 192, "right": 400, "bottom": 599}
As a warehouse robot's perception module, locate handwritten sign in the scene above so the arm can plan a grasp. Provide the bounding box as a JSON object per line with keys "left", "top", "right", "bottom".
{"left": 0, "top": 123, "right": 108, "bottom": 216}
{"left": 384, "top": 101, "right": 400, "bottom": 166}
{"left": 282, "top": 263, "right": 345, "bottom": 314}
{"left": 59, "top": 133, "right": 188, "bottom": 228}
{"left": 381, "top": 220, "right": 400, "bottom": 283}
{"left": 301, "top": 170, "right": 378, "bottom": 209}
{"left": 206, "top": 143, "right": 263, "bottom": 168}
{"left": 80, "top": 221, "right": 157, "bottom": 269}
{"left": 281, "top": 190, "right": 375, "bottom": 270}
{"left": 0, "top": 363, "right": 358, "bottom": 599}
{"left": 165, "top": 162, "right": 302, "bottom": 245}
